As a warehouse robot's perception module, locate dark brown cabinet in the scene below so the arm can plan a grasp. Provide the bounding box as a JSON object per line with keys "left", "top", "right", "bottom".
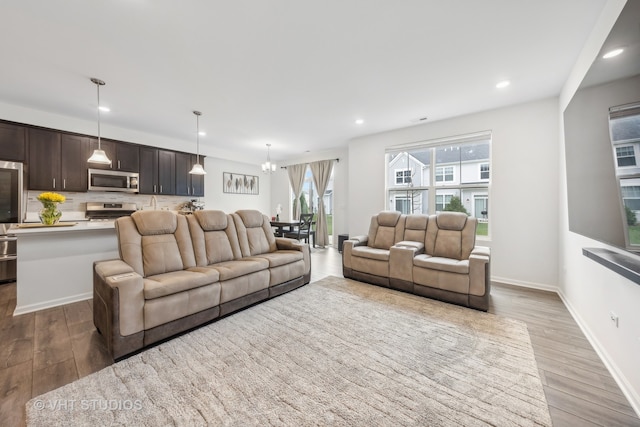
{"left": 28, "top": 129, "right": 89, "bottom": 191}
{"left": 175, "top": 152, "right": 205, "bottom": 197}
{"left": 88, "top": 139, "right": 139, "bottom": 172}
{"left": 0, "top": 122, "right": 26, "bottom": 162}
{"left": 28, "top": 128, "right": 60, "bottom": 190}
{"left": 139, "top": 147, "right": 175, "bottom": 195}
{"left": 60, "top": 134, "right": 90, "bottom": 191}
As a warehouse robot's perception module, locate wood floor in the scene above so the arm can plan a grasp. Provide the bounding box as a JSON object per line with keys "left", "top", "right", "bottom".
{"left": 1, "top": 247, "right": 638, "bottom": 426}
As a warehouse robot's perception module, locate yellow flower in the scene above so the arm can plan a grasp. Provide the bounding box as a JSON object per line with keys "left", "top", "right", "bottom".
{"left": 37, "top": 192, "right": 66, "bottom": 204}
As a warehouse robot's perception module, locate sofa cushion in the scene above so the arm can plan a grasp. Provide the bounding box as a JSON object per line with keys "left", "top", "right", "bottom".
{"left": 435, "top": 212, "right": 468, "bottom": 231}
{"left": 132, "top": 210, "right": 178, "bottom": 235}
{"left": 188, "top": 213, "right": 242, "bottom": 266}
{"left": 194, "top": 210, "right": 228, "bottom": 231}
{"left": 233, "top": 210, "right": 278, "bottom": 256}
{"left": 368, "top": 211, "right": 406, "bottom": 250}
{"left": 210, "top": 259, "right": 269, "bottom": 281}
{"left": 404, "top": 214, "right": 428, "bottom": 243}
{"left": 352, "top": 246, "right": 390, "bottom": 261}
{"left": 414, "top": 255, "right": 469, "bottom": 274}
{"left": 141, "top": 234, "right": 185, "bottom": 277}
{"left": 143, "top": 269, "right": 220, "bottom": 300}
{"left": 246, "top": 250, "right": 303, "bottom": 268}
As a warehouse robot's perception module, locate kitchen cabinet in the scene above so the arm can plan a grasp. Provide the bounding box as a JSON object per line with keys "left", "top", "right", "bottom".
{"left": 175, "top": 152, "right": 205, "bottom": 197}
{"left": 89, "top": 139, "right": 139, "bottom": 172}
{"left": 28, "top": 129, "right": 89, "bottom": 191}
{"left": 0, "top": 121, "right": 26, "bottom": 162}
{"left": 139, "top": 147, "right": 175, "bottom": 195}
{"left": 60, "top": 134, "right": 90, "bottom": 191}
{"left": 28, "top": 128, "right": 61, "bottom": 190}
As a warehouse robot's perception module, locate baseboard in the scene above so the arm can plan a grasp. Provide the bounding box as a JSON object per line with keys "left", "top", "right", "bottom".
{"left": 556, "top": 290, "right": 640, "bottom": 418}
{"left": 13, "top": 291, "right": 93, "bottom": 316}
{"left": 490, "top": 275, "right": 559, "bottom": 293}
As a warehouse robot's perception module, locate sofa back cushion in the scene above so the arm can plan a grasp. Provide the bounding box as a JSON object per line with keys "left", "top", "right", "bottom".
{"left": 425, "top": 212, "right": 477, "bottom": 260}
{"left": 233, "top": 210, "right": 278, "bottom": 256}
{"left": 403, "top": 214, "right": 428, "bottom": 242}
{"left": 188, "top": 210, "right": 242, "bottom": 266}
{"left": 368, "top": 211, "right": 405, "bottom": 249}
{"left": 116, "top": 211, "right": 196, "bottom": 278}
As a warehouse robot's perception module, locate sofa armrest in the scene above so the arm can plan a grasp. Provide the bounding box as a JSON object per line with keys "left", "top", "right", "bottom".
{"left": 93, "top": 259, "right": 145, "bottom": 347}
{"left": 469, "top": 246, "right": 491, "bottom": 297}
{"left": 275, "top": 237, "right": 311, "bottom": 283}
{"left": 389, "top": 243, "right": 423, "bottom": 282}
{"left": 342, "top": 236, "right": 368, "bottom": 271}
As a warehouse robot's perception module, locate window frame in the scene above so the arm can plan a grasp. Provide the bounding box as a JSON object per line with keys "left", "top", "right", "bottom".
{"left": 385, "top": 131, "right": 491, "bottom": 239}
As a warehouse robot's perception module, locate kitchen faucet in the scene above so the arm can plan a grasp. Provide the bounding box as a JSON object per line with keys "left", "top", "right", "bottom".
{"left": 151, "top": 195, "right": 157, "bottom": 210}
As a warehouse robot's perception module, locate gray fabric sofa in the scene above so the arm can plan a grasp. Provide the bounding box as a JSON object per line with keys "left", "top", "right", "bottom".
{"left": 93, "top": 209, "right": 311, "bottom": 359}
{"left": 342, "top": 210, "right": 490, "bottom": 311}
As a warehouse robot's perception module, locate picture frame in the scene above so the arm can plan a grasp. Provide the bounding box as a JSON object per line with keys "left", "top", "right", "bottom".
{"left": 223, "top": 172, "right": 259, "bottom": 195}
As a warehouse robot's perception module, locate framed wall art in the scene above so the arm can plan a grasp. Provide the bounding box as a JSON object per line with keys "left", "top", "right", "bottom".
{"left": 223, "top": 172, "right": 259, "bottom": 195}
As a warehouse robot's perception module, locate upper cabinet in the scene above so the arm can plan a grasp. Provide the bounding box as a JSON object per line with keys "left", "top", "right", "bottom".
{"left": 175, "top": 152, "right": 205, "bottom": 197}
{"left": 28, "top": 128, "right": 60, "bottom": 190}
{"left": 28, "top": 129, "right": 89, "bottom": 191}
{"left": 89, "top": 139, "right": 139, "bottom": 172}
{"left": 139, "top": 147, "right": 176, "bottom": 195}
{"left": 0, "top": 122, "right": 26, "bottom": 162}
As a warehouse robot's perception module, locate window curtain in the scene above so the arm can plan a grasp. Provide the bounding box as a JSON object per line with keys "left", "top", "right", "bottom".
{"left": 287, "top": 163, "right": 307, "bottom": 220}
{"left": 309, "top": 159, "right": 334, "bottom": 247}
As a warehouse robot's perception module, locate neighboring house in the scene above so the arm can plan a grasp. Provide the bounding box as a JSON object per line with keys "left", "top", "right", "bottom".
{"left": 386, "top": 142, "right": 490, "bottom": 218}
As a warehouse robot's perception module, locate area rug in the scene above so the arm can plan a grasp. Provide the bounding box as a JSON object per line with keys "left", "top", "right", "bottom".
{"left": 27, "top": 276, "right": 551, "bottom": 426}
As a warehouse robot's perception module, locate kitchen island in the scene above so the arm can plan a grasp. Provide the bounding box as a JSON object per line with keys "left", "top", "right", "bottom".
{"left": 11, "top": 221, "right": 118, "bottom": 315}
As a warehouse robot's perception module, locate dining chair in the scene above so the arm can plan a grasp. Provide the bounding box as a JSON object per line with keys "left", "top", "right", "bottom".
{"left": 284, "top": 213, "right": 315, "bottom": 247}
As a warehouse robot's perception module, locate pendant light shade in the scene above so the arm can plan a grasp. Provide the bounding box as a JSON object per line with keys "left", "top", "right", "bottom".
{"left": 88, "top": 78, "right": 112, "bottom": 165}
{"left": 189, "top": 110, "right": 206, "bottom": 175}
{"left": 261, "top": 143, "right": 276, "bottom": 173}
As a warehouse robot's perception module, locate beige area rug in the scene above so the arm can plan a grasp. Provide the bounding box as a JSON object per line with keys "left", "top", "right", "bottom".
{"left": 27, "top": 276, "right": 551, "bottom": 426}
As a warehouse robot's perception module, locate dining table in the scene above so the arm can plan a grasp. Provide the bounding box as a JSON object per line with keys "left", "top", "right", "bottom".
{"left": 270, "top": 219, "right": 315, "bottom": 247}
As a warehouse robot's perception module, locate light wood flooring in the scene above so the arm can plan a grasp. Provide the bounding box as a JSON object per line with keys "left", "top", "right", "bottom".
{"left": 1, "top": 247, "right": 638, "bottom": 426}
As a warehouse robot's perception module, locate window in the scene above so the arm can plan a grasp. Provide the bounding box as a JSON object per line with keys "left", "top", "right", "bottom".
{"left": 435, "top": 194, "right": 453, "bottom": 211}
{"left": 621, "top": 185, "right": 640, "bottom": 210}
{"left": 395, "top": 169, "right": 412, "bottom": 185}
{"left": 435, "top": 166, "right": 454, "bottom": 183}
{"left": 616, "top": 146, "right": 636, "bottom": 167}
{"left": 480, "top": 163, "right": 490, "bottom": 180}
{"left": 394, "top": 196, "right": 410, "bottom": 214}
{"left": 385, "top": 132, "right": 491, "bottom": 237}
{"left": 609, "top": 103, "right": 640, "bottom": 246}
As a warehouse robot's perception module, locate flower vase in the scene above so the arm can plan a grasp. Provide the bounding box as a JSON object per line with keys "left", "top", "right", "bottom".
{"left": 39, "top": 202, "right": 62, "bottom": 225}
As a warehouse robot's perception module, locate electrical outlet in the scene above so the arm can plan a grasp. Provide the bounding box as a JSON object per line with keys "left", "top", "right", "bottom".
{"left": 610, "top": 311, "right": 619, "bottom": 328}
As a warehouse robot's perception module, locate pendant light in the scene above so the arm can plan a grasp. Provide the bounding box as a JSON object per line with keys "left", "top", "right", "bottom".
{"left": 261, "top": 143, "right": 276, "bottom": 173}
{"left": 87, "top": 78, "right": 112, "bottom": 165}
{"left": 189, "top": 110, "right": 206, "bottom": 175}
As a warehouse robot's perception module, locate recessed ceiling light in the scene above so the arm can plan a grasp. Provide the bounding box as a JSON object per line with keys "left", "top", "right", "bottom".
{"left": 198, "top": 131, "right": 206, "bottom": 136}
{"left": 355, "top": 119, "right": 364, "bottom": 125}
{"left": 496, "top": 80, "right": 510, "bottom": 89}
{"left": 98, "top": 105, "right": 110, "bottom": 112}
{"left": 603, "top": 48, "right": 624, "bottom": 59}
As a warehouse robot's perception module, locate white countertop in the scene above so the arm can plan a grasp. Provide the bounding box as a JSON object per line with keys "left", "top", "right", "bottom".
{"left": 10, "top": 220, "right": 115, "bottom": 235}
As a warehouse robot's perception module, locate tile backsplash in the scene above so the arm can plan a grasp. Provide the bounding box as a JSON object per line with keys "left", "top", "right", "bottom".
{"left": 26, "top": 190, "right": 201, "bottom": 219}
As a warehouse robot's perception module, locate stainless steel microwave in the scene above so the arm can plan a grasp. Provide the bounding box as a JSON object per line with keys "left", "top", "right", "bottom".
{"left": 88, "top": 168, "right": 139, "bottom": 193}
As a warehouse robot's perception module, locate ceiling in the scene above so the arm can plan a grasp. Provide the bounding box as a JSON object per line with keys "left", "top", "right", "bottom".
{"left": 0, "top": 0, "right": 610, "bottom": 164}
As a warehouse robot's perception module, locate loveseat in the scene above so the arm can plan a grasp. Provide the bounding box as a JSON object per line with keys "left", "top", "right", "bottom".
{"left": 93, "top": 209, "right": 311, "bottom": 359}
{"left": 342, "top": 211, "right": 490, "bottom": 310}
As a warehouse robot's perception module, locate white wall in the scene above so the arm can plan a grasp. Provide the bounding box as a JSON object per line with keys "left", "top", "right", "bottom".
{"left": 348, "top": 98, "right": 560, "bottom": 289}
{"left": 203, "top": 157, "right": 270, "bottom": 213}
{"left": 558, "top": 0, "right": 640, "bottom": 414}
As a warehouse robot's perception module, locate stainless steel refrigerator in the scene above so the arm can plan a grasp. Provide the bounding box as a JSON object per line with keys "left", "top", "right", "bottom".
{"left": 0, "top": 161, "right": 22, "bottom": 283}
